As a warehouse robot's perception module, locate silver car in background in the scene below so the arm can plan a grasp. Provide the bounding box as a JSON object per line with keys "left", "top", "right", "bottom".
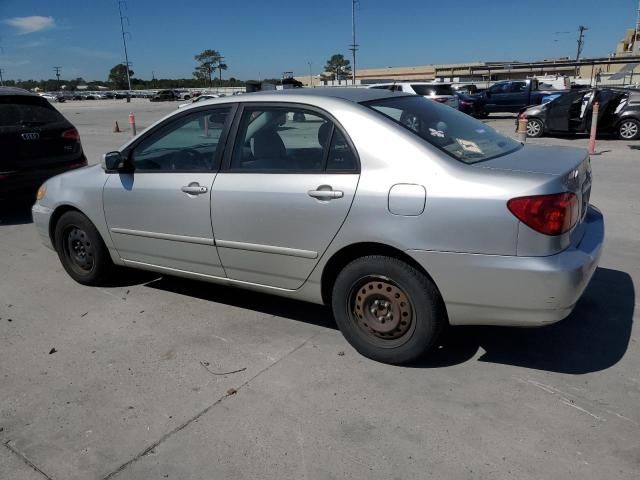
{"left": 369, "top": 82, "right": 459, "bottom": 109}
{"left": 32, "top": 88, "right": 604, "bottom": 364}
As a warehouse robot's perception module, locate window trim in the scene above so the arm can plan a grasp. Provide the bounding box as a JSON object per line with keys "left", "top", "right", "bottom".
{"left": 122, "top": 103, "right": 238, "bottom": 173}
{"left": 221, "top": 101, "right": 360, "bottom": 174}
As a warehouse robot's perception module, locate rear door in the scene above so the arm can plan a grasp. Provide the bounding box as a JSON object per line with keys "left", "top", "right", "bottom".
{"left": 211, "top": 104, "right": 360, "bottom": 289}
{"left": 544, "top": 91, "right": 586, "bottom": 132}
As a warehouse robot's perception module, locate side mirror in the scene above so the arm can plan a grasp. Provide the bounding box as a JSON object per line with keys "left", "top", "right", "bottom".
{"left": 101, "top": 151, "right": 126, "bottom": 172}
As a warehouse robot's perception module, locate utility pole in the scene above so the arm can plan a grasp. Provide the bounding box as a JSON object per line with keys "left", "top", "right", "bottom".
{"left": 576, "top": 25, "right": 588, "bottom": 61}
{"left": 349, "top": 0, "right": 360, "bottom": 85}
{"left": 0, "top": 68, "right": 4, "bottom": 86}
{"left": 152, "top": 70, "right": 156, "bottom": 88}
{"left": 118, "top": 0, "right": 132, "bottom": 91}
{"left": 634, "top": 0, "right": 640, "bottom": 53}
{"left": 308, "top": 61, "right": 313, "bottom": 87}
{"left": 53, "top": 66, "right": 61, "bottom": 91}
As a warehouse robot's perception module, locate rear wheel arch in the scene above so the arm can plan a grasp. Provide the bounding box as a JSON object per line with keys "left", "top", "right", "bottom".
{"left": 320, "top": 242, "right": 447, "bottom": 315}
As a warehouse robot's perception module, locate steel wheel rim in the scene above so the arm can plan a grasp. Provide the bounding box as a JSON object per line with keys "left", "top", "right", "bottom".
{"left": 620, "top": 121, "right": 638, "bottom": 139}
{"left": 348, "top": 276, "right": 416, "bottom": 348}
{"left": 62, "top": 225, "right": 95, "bottom": 274}
{"left": 527, "top": 120, "right": 541, "bottom": 136}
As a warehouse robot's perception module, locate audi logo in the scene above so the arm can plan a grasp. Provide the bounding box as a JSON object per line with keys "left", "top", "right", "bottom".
{"left": 21, "top": 132, "right": 40, "bottom": 140}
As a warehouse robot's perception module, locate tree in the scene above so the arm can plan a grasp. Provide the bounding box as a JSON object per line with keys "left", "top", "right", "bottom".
{"left": 194, "top": 49, "right": 224, "bottom": 87}
{"left": 109, "top": 64, "right": 134, "bottom": 89}
{"left": 323, "top": 54, "right": 351, "bottom": 81}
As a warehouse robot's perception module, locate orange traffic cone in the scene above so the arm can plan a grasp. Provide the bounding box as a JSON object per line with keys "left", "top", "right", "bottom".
{"left": 113, "top": 121, "right": 121, "bottom": 133}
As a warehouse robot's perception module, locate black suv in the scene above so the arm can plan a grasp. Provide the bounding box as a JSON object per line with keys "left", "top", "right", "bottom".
{"left": 1, "top": 87, "right": 87, "bottom": 201}
{"left": 149, "top": 90, "right": 179, "bottom": 102}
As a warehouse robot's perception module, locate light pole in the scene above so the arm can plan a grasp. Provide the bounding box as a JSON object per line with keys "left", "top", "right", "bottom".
{"left": 308, "top": 61, "right": 313, "bottom": 87}
{"left": 53, "top": 66, "right": 61, "bottom": 91}
{"left": 350, "top": 0, "right": 360, "bottom": 85}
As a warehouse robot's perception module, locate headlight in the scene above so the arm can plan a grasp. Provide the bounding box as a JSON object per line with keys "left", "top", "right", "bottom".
{"left": 36, "top": 184, "right": 47, "bottom": 200}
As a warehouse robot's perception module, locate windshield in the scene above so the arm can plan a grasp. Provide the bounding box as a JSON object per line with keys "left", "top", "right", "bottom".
{"left": 365, "top": 96, "right": 522, "bottom": 164}
{"left": 411, "top": 84, "right": 454, "bottom": 96}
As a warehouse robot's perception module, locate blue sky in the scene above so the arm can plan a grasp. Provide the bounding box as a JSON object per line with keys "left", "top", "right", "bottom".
{"left": 0, "top": 0, "right": 637, "bottom": 81}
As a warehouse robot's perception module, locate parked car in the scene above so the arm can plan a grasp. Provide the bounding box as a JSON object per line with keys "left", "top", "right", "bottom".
{"left": 38, "top": 93, "right": 64, "bottom": 103}
{"left": 474, "top": 79, "right": 568, "bottom": 114}
{"left": 150, "top": 90, "right": 180, "bottom": 102}
{"left": 1, "top": 87, "right": 87, "bottom": 202}
{"left": 452, "top": 84, "right": 479, "bottom": 95}
{"left": 178, "top": 94, "right": 219, "bottom": 108}
{"left": 455, "top": 92, "right": 487, "bottom": 117}
{"left": 520, "top": 88, "right": 640, "bottom": 140}
{"left": 32, "top": 88, "right": 603, "bottom": 364}
{"left": 369, "top": 82, "right": 459, "bottom": 109}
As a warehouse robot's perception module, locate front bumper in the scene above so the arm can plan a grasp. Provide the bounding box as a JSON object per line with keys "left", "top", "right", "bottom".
{"left": 407, "top": 206, "right": 604, "bottom": 327}
{"left": 32, "top": 202, "right": 54, "bottom": 250}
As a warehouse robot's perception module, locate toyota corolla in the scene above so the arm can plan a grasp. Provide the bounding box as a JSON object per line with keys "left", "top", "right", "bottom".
{"left": 32, "top": 88, "right": 604, "bottom": 364}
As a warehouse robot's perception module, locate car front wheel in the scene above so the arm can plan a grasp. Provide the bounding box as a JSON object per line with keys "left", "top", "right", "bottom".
{"left": 618, "top": 119, "right": 640, "bottom": 140}
{"left": 331, "top": 256, "right": 444, "bottom": 364}
{"left": 526, "top": 118, "right": 544, "bottom": 138}
{"left": 54, "top": 211, "right": 113, "bottom": 285}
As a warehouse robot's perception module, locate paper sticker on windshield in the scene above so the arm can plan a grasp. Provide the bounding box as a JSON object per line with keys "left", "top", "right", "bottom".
{"left": 456, "top": 139, "right": 483, "bottom": 154}
{"left": 475, "top": 128, "right": 486, "bottom": 134}
{"left": 429, "top": 128, "right": 445, "bottom": 138}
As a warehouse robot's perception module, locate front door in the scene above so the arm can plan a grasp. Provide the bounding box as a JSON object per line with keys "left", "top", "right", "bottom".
{"left": 211, "top": 104, "right": 360, "bottom": 289}
{"left": 103, "top": 105, "right": 234, "bottom": 276}
{"left": 544, "top": 90, "right": 587, "bottom": 132}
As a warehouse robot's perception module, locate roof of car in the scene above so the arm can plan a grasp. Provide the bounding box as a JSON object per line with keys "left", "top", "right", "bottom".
{"left": 236, "top": 87, "right": 403, "bottom": 103}
{"left": 0, "top": 86, "right": 38, "bottom": 97}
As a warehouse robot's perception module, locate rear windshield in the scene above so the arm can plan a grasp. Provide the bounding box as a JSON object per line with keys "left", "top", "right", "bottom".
{"left": 365, "top": 96, "right": 521, "bottom": 164}
{"left": 0, "top": 96, "right": 66, "bottom": 127}
{"left": 411, "top": 84, "right": 454, "bottom": 96}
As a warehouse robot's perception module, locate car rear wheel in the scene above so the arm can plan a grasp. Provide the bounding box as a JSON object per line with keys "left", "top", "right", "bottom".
{"left": 526, "top": 118, "right": 544, "bottom": 138}
{"left": 618, "top": 119, "right": 640, "bottom": 140}
{"left": 54, "top": 211, "right": 113, "bottom": 285}
{"left": 331, "top": 256, "right": 444, "bottom": 364}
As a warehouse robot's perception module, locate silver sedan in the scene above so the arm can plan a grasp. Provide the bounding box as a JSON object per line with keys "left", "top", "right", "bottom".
{"left": 32, "top": 88, "right": 604, "bottom": 364}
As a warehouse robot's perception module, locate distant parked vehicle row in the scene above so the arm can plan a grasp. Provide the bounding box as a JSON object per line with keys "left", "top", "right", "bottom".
{"left": 520, "top": 88, "right": 640, "bottom": 140}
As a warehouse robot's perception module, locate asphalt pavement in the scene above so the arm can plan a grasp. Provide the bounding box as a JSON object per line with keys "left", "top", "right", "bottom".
{"left": 1, "top": 99, "right": 638, "bottom": 480}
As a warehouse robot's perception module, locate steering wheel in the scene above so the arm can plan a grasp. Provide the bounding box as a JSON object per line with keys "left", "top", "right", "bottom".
{"left": 168, "top": 148, "right": 206, "bottom": 170}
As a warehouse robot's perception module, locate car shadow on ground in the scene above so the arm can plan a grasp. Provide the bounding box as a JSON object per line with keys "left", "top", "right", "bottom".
{"left": 419, "top": 267, "right": 635, "bottom": 374}
{"left": 145, "top": 267, "right": 633, "bottom": 374}
{"left": 0, "top": 203, "right": 34, "bottom": 226}
{"left": 145, "top": 276, "right": 336, "bottom": 330}
{"left": 629, "top": 145, "right": 640, "bottom": 150}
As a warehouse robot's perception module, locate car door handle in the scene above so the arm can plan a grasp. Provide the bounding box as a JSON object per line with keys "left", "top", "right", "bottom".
{"left": 181, "top": 184, "right": 208, "bottom": 195}
{"left": 308, "top": 188, "right": 344, "bottom": 200}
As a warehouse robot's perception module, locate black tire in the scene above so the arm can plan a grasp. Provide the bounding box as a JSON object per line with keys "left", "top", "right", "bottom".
{"left": 526, "top": 118, "right": 544, "bottom": 138}
{"left": 618, "top": 119, "right": 640, "bottom": 140}
{"left": 54, "top": 211, "right": 113, "bottom": 285}
{"left": 331, "top": 255, "right": 445, "bottom": 365}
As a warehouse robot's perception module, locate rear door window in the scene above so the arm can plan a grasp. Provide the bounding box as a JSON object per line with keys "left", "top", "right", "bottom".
{"left": 0, "top": 96, "right": 66, "bottom": 128}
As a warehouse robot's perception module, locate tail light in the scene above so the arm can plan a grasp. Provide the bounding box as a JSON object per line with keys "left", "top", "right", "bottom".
{"left": 507, "top": 193, "right": 579, "bottom": 236}
{"left": 459, "top": 100, "right": 473, "bottom": 106}
{"left": 62, "top": 128, "right": 80, "bottom": 141}
{"left": 433, "top": 97, "right": 449, "bottom": 103}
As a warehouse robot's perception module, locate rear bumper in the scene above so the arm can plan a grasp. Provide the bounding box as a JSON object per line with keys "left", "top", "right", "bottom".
{"left": 407, "top": 206, "right": 604, "bottom": 327}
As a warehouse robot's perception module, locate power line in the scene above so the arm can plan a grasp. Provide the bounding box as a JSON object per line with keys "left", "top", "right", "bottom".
{"left": 349, "top": 0, "right": 360, "bottom": 85}
{"left": 117, "top": 0, "right": 132, "bottom": 91}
